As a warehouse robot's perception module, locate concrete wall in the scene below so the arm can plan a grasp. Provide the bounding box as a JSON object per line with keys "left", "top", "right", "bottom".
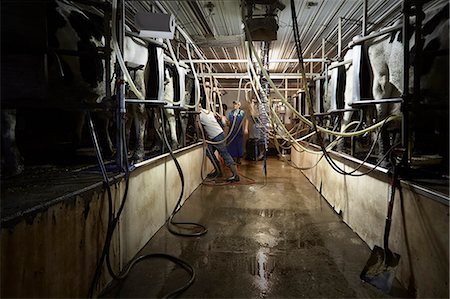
{"left": 291, "top": 145, "right": 449, "bottom": 298}
{"left": 1, "top": 144, "right": 208, "bottom": 298}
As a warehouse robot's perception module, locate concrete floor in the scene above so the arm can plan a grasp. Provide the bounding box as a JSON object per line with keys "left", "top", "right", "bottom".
{"left": 101, "top": 157, "right": 409, "bottom": 298}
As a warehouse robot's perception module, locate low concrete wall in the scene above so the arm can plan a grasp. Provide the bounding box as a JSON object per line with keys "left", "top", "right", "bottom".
{"left": 291, "top": 145, "right": 449, "bottom": 298}
{"left": 1, "top": 144, "right": 208, "bottom": 298}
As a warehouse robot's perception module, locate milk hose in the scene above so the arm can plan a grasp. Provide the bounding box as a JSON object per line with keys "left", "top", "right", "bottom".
{"left": 87, "top": 115, "right": 194, "bottom": 297}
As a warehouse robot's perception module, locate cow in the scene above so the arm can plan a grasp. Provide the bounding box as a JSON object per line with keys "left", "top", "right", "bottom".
{"left": 161, "top": 61, "right": 197, "bottom": 150}
{"left": 143, "top": 54, "right": 198, "bottom": 154}
{"left": 325, "top": 3, "right": 448, "bottom": 168}
{"left": 367, "top": 2, "right": 449, "bottom": 165}
{"left": 1, "top": 0, "right": 151, "bottom": 177}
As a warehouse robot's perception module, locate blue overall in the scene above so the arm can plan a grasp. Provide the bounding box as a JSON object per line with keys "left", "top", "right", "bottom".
{"left": 227, "top": 109, "right": 245, "bottom": 158}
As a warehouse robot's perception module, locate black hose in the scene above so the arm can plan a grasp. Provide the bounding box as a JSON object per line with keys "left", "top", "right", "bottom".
{"left": 87, "top": 112, "right": 114, "bottom": 299}
{"left": 86, "top": 111, "right": 196, "bottom": 298}
{"left": 160, "top": 107, "right": 208, "bottom": 237}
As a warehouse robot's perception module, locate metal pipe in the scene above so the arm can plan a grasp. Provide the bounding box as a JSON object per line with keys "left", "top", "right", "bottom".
{"left": 348, "top": 24, "right": 403, "bottom": 47}
{"left": 322, "top": 38, "right": 325, "bottom": 72}
{"left": 402, "top": 0, "right": 410, "bottom": 161}
{"left": 115, "top": 0, "right": 126, "bottom": 170}
{"left": 219, "top": 87, "right": 305, "bottom": 91}
{"left": 196, "top": 72, "right": 318, "bottom": 79}
{"left": 125, "top": 30, "right": 166, "bottom": 48}
{"left": 349, "top": 97, "right": 403, "bottom": 106}
{"left": 338, "top": 17, "right": 342, "bottom": 57}
{"left": 362, "top": 0, "right": 367, "bottom": 36}
{"left": 125, "top": 99, "right": 167, "bottom": 105}
{"left": 328, "top": 59, "right": 352, "bottom": 70}
{"left": 180, "top": 58, "right": 328, "bottom": 64}
{"left": 104, "top": 3, "right": 111, "bottom": 100}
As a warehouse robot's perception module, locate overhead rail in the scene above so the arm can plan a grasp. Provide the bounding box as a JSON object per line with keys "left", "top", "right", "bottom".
{"left": 348, "top": 24, "right": 403, "bottom": 48}
{"left": 196, "top": 73, "right": 318, "bottom": 79}
{"left": 180, "top": 58, "right": 328, "bottom": 64}
{"left": 328, "top": 59, "right": 352, "bottom": 70}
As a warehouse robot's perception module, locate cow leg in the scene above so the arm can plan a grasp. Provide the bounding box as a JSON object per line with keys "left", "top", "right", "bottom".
{"left": 180, "top": 112, "right": 188, "bottom": 147}
{"left": 165, "top": 108, "right": 179, "bottom": 149}
{"left": 131, "top": 103, "right": 147, "bottom": 162}
{"left": 337, "top": 108, "right": 354, "bottom": 152}
{"left": 130, "top": 69, "right": 147, "bottom": 162}
{"left": 372, "top": 63, "right": 394, "bottom": 164}
{"left": 146, "top": 108, "right": 162, "bottom": 153}
{"left": 95, "top": 111, "right": 114, "bottom": 159}
{"left": 72, "top": 111, "right": 86, "bottom": 150}
{"left": 1, "top": 109, "right": 24, "bottom": 177}
{"left": 125, "top": 107, "right": 133, "bottom": 156}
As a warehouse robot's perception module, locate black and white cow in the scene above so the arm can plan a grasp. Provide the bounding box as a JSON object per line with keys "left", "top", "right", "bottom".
{"left": 326, "top": 3, "right": 448, "bottom": 165}
{"left": 1, "top": 0, "right": 150, "bottom": 176}
{"left": 367, "top": 2, "right": 448, "bottom": 162}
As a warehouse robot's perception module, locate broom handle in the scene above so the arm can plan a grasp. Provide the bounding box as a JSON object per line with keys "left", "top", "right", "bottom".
{"left": 384, "top": 167, "right": 398, "bottom": 250}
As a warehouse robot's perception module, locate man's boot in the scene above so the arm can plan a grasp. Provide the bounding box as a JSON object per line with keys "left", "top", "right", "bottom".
{"left": 226, "top": 164, "right": 240, "bottom": 182}
{"left": 207, "top": 168, "right": 223, "bottom": 178}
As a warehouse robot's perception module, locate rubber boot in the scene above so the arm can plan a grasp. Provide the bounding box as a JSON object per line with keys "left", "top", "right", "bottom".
{"left": 207, "top": 167, "right": 223, "bottom": 178}
{"left": 226, "top": 164, "right": 240, "bottom": 182}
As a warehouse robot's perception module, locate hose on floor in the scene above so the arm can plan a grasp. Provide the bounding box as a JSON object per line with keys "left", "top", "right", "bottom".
{"left": 160, "top": 107, "right": 208, "bottom": 237}
{"left": 86, "top": 111, "right": 195, "bottom": 298}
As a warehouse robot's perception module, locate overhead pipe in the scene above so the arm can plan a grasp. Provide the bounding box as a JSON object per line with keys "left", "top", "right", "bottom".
{"left": 348, "top": 24, "right": 403, "bottom": 48}
{"left": 196, "top": 72, "right": 318, "bottom": 79}
{"left": 362, "top": 0, "right": 367, "bottom": 36}
{"left": 328, "top": 59, "right": 352, "bottom": 70}
{"left": 180, "top": 58, "right": 328, "bottom": 64}
{"left": 220, "top": 87, "right": 305, "bottom": 91}
{"left": 321, "top": 38, "right": 325, "bottom": 72}
{"left": 338, "top": 17, "right": 342, "bottom": 58}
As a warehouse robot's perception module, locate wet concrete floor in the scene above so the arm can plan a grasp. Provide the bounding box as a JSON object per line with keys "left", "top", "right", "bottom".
{"left": 101, "top": 157, "right": 407, "bottom": 298}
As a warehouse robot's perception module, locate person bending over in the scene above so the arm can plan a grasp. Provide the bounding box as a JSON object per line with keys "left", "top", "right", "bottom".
{"left": 199, "top": 104, "right": 240, "bottom": 182}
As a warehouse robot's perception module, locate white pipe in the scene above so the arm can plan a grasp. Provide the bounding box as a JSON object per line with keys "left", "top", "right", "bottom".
{"left": 112, "top": 0, "right": 144, "bottom": 100}
{"left": 180, "top": 58, "right": 328, "bottom": 64}
{"left": 196, "top": 73, "right": 318, "bottom": 79}
{"left": 220, "top": 87, "right": 304, "bottom": 91}
{"left": 321, "top": 38, "right": 325, "bottom": 72}
{"left": 362, "top": 0, "right": 368, "bottom": 36}
{"left": 338, "top": 17, "right": 342, "bottom": 58}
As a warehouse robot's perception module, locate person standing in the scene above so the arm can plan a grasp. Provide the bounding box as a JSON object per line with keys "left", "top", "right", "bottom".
{"left": 226, "top": 101, "right": 248, "bottom": 164}
{"left": 198, "top": 103, "right": 240, "bottom": 182}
